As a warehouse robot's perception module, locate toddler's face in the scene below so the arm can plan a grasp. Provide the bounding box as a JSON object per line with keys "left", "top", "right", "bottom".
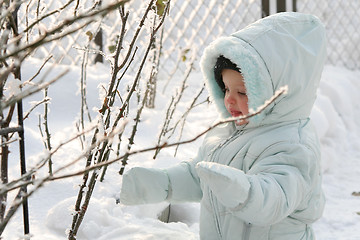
{"left": 222, "top": 69, "right": 249, "bottom": 125}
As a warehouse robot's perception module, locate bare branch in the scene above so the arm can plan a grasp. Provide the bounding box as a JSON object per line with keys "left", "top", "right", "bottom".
{"left": 117, "top": 0, "right": 155, "bottom": 70}
{"left": 0, "top": 122, "right": 100, "bottom": 196}
{"left": 173, "top": 85, "right": 206, "bottom": 156}
{"left": 0, "top": 126, "right": 23, "bottom": 136}
{"left": 24, "top": 0, "right": 76, "bottom": 33}
{"left": 0, "top": 0, "right": 130, "bottom": 62}
{"left": 5, "top": 85, "right": 288, "bottom": 188}
{"left": 0, "top": 84, "right": 287, "bottom": 231}
{"left": 23, "top": 97, "right": 50, "bottom": 120}
{"left": 26, "top": 54, "right": 53, "bottom": 83}
{"left": 153, "top": 56, "right": 196, "bottom": 158}
{"left": 1, "top": 69, "right": 69, "bottom": 111}
{"left": 56, "top": 85, "right": 289, "bottom": 180}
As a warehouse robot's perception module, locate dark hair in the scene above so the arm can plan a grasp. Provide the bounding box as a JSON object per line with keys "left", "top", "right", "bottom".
{"left": 213, "top": 55, "right": 241, "bottom": 92}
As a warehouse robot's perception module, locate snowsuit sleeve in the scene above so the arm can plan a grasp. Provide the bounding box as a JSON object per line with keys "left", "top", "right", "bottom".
{"left": 120, "top": 146, "right": 204, "bottom": 205}
{"left": 229, "top": 141, "right": 321, "bottom": 226}
{"left": 165, "top": 145, "right": 204, "bottom": 203}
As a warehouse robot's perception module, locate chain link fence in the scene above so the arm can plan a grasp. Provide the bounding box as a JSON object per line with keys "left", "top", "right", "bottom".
{"left": 298, "top": 0, "right": 360, "bottom": 70}
{"left": 159, "top": 0, "right": 261, "bottom": 78}
{"left": 19, "top": 0, "right": 360, "bottom": 81}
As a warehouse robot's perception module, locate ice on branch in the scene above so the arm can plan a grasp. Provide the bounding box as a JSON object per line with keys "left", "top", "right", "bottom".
{"left": 5, "top": 78, "right": 22, "bottom": 97}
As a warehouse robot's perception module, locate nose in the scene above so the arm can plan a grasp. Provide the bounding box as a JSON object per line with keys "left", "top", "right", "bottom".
{"left": 225, "top": 93, "right": 235, "bottom": 105}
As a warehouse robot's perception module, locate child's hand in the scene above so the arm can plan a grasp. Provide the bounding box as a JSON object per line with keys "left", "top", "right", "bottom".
{"left": 195, "top": 162, "right": 250, "bottom": 208}
{"left": 120, "top": 167, "right": 169, "bottom": 205}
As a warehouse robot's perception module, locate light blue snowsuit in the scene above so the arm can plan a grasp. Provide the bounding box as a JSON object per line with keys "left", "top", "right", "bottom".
{"left": 121, "top": 12, "right": 327, "bottom": 240}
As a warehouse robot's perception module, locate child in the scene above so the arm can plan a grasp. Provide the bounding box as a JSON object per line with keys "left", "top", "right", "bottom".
{"left": 120, "top": 12, "right": 326, "bottom": 240}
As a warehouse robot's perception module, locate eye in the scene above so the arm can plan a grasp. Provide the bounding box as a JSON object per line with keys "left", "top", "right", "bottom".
{"left": 238, "top": 91, "right": 246, "bottom": 96}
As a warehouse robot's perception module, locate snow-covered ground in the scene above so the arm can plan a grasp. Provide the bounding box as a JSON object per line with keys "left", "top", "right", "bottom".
{"left": 3, "top": 58, "right": 360, "bottom": 240}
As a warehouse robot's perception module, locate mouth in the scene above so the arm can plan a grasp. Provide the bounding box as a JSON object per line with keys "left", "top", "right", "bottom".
{"left": 230, "top": 110, "right": 242, "bottom": 117}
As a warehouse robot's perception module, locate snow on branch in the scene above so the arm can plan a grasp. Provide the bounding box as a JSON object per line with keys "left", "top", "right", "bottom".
{"left": 39, "top": 85, "right": 289, "bottom": 182}
{"left": 0, "top": 84, "right": 287, "bottom": 234}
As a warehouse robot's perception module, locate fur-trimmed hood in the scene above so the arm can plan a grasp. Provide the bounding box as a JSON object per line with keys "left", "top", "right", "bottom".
{"left": 200, "top": 12, "right": 327, "bottom": 128}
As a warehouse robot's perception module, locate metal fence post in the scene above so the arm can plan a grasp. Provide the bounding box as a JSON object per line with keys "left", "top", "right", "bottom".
{"left": 11, "top": 3, "right": 30, "bottom": 235}
{"left": 94, "top": 28, "right": 103, "bottom": 63}
{"left": 261, "top": 0, "right": 270, "bottom": 17}
{"left": 94, "top": 1, "right": 103, "bottom": 63}
{"left": 262, "top": 0, "right": 297, "bottom": 18}
{"left": 277, "top": 0, "right": 286, "bottom": 12}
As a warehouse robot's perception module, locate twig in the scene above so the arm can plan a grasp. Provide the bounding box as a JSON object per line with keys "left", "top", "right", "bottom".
{"left": 69, "top": 2, "right": 171, "bottom": 238}
{"left": 0, "top": 138, "right": 18, "bottom": 148}
{"left": 26, "top": 54, "right": 53, "bottom": 83}
{"left": 43, "top": 87, "right": 52, "bottom": 175}
{"left": 0, "top": 188, "right": 24, "bottom": 235}
{"left": 174, "top": 85, "right": 206, "bottom": 156}
{"left": 118, "top": 85, "right": 149, "bottom": 175}
{"left": 117, "top": 0, "right": 155, "bottom": 70}
{"left": 153, "top": 56, "right": 195, "bottom": 158}
{"left": 23, "top": 97, "right": 50, "bottom": 120}
{"left": 68, "top": 5, "right": 132, "bottom": 234}
{"left": 24, "top": 0, "right": 76, "bottom": 33}
{"left": 1, "top": 69, "right": 69, "bottom": 111}
{"left": 0, "top": 0, "right": 131, "bottom": 62}
{"left": 0, "top": 85, "right": 287, "bottom": 217}
{"left": 79, "top": 28, "right": 95, "bottom": 148}
{"left": 0, "top": 122, "right": 100, "bottom": 196}
{"left": 0, "top": 126, "right": 23, "bottom": 136}
{"left": 169, "top": 85, "right": 206, "bottom": 139}
{"left": 44, "top": 85, "right": 289, "bottom": 181}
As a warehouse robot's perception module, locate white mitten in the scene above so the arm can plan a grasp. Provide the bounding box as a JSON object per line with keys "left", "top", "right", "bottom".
{"left": 195, "top": 162, "right": 250, "bottom": 208}
{"left": 120, "top": 167, "right": 169, "bottom": 205}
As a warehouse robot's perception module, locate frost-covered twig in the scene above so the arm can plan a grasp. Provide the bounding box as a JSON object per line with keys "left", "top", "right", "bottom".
{"left": 0, "top": 187, "right": 25, "bottom": 235}
{"left": 0, "top": 121, "right": 127, "bottom": 233}
{"left": 162, "top": 48, "right": 192, "bottom": 93}
{"left": 23, "top": 97, "right": 50, "bottom": 120}
{"left": 145, "top": 14, "right": 165, "bottom": 108}
{"left": 164, "top": 55, "right": 195, "bottom": 135}
{"left": 26, "top": 55, "right": 53, "bottom": 83}
{"left": 118, "top": 86, "right": 149, "bottom": 175}
{"left": 0, "top": 0, "right": 130, "bottom": 234}
{"left": 1, "top": 69, "right": 68, "bottom": 111}
{"left": 39, "top": 87, "right": 53, "bottom": 175}
{"left": 0, "top": 1, "right": 21, "bottom": 32}
{"left": 173, "top": 84, "right": 206, "bottom": 156}
{"left": 79, "top": 29, "right": 95, "bottom": 148}
{"left": 0, "top": 0, "right": 130, "bottom": 62}
{"left": 0, "top": 64, "right": 16, "bottom": 225}
{"left": 169, "top": 85, "right": 206, "bottom": 139}
{"left": 153, "top": 55, "right": 195, "bottom": 158}
{"left": 0, "top": 85, "right": 287, "bottom": 209}
{"left": 97, "top": 1, "right": 146, "bottom": 115}
{"left": 33, "top": 85, "right": 289, "bottom": 182}
{"left": 69, "top": 2, "right": 171, "bottom": 238}
{"left": 24, "top": 0, "right": 76, "bottom": 33}
{"left": 68, "top": 4, "right": 132, "bottom": 235}
{"left": 0, "top": 122, "right": 100, "bottom": 196}
{"left": 0, "top": 138, "right": 17, "bottom": 148}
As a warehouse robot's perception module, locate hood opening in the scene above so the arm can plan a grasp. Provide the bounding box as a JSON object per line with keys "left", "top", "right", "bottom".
{"left": 200, "top": 12, "right": 327, "bottom": 128}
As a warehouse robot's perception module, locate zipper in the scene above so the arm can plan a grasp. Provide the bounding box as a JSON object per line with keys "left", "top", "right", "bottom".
{"left": 206, "top": 129, "right": 244, "bottom": 239}
{"left": 242, "top": 222, "right": 252, "bottom": 240}
{"left": 207, "top": 129, "right": 242, "bottom": 160}
{"left": 209, "top": 188, "right": 222, "bottom": 239}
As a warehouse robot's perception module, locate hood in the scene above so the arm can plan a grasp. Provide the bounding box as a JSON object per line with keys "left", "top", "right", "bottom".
{"left": 200, "top": 12, "right": 327, "bottom": 128}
